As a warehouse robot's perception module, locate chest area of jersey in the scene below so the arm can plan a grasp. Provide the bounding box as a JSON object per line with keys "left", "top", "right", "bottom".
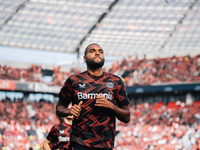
{"left": 57, "top": 126, "right": 71, "bottom": 142}
{"left": 73, "top": 79, "right": 116, "bottom": 100}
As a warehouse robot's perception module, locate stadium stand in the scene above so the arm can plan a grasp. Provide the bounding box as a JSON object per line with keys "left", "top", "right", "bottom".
{"left": 1, "top": 54, "right": 199, "bottom": 87}
{"left": 0, "top": 98, "right": 58, "bottom": 149}
{"left": 110, "top": 54, "right": 200, "bottom": 86}
{"left": 0, "top": 54, "right": 199, "bottom": 149}
{"left": 0, "top": 1, "right": 200, "bottom": 149}
{"left": 0, "top": 97, "right": 200, "bottom": 149}
{"left": 114, "top": 101, "right": 200, "bottom": 150}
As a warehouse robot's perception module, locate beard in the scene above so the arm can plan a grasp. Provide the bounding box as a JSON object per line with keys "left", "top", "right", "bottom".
{"left": 86, "top": 57, "right": 105, "bottom": 69}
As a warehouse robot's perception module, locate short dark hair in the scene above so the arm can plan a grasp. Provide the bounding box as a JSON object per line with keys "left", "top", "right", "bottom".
{"left": 84, "top": 43, "right": 100, "bottom": 56}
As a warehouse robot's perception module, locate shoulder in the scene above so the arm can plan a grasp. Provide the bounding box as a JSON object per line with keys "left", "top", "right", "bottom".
{"left": 104, "top": 72, "right": 125, "bottom": 86}
{"left": 49, "top": 123, "right": 60, "bottom": 131}
{"left": 53, "top": 122, "right": 61, "bottom": 128}
{"left": 65, "top": 71, "right": 87, "bottom": 83}
{"left": 104, "top": 72, "right": 123, "bottom": 81}
{"left": 69, "top": 71, "right": 87, "bottom": 79}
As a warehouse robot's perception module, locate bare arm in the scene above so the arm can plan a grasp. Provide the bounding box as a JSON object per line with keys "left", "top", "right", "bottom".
{"left": 111, "top": 104, "right": 130, "bottom": 123}
{"left": 43, "top": 139, "right": 51, "bottom": 150}
{"left": 95, "top": 95, "right": 130, "bottom": 123}
{"left": 56, "top": 99, "right": 83, "bottom": 117}
{"left": 56, "top": 99, "right": 70, "bottom": 117}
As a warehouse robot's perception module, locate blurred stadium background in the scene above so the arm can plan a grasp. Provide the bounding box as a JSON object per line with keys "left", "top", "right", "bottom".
{"left": 0, "top": 0, "right": 200, "bottom": 149}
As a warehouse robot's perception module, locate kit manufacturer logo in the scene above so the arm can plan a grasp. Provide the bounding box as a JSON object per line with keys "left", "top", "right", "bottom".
{"left": 59, "top": 130, "right": 64, "bottom": 134}
{"left": 79, "top": 83, "right": 86, "bottom": 88}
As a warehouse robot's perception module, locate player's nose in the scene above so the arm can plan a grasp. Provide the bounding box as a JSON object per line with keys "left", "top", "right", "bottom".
{"left": 95, "top": 50, "right": 100, "bottom": 55}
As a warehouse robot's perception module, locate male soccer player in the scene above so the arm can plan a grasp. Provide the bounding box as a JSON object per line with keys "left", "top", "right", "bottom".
{"left": 43, "top": 105, "right": 73, "bottom": 150}
{"left": 56, "top": 43, "right": 130, "bottom": 150}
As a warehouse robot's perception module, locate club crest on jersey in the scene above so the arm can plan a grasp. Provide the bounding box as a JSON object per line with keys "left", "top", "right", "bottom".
{"left": 79, "top": 83, "right": 86, "bottom": 88}
{"left": 106, "top": 82, "right": 114, "bottom": 88}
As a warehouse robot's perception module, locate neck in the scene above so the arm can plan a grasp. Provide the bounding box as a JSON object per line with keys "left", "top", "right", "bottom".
{"left": 63, "top": 117, "right": 72, "bottom": 125}
{"left": 64, "top": 119, "right": 72, "bottom": 125}
{"left": 87, "top": 67, "right": 103, "bottom": 76}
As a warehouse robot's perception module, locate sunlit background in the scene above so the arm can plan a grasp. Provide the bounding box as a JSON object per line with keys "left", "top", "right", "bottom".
{"left": 0, "top": 0, "right": 200, "bottom": 149}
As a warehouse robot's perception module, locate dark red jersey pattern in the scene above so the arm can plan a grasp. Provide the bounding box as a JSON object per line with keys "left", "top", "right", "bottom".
{"left": 59, "top": 71, "right": 129, "bottom": 149}
{"left": 47, "top": 121, "right": 72, "bottom": 150}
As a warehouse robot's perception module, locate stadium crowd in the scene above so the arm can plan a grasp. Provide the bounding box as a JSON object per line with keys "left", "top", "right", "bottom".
{"left": 0, "top": 97, "right": 58, "bottom": 149}
{"left": 109, "top": 54, "right": 200, "bottom": 86}
{"left": 0, "top": 54, "right": 200, "bottom": 149}
{"left": 0, "top": 97, "right": 200, "bottom": 149}
{"left": 114, "top": 101, "right": 200, "bottom": 150}
{"left": 0, "top": 54, "right": 200, "bottom": 87}
{"left": 0, "top": 64, "right": 72, "bottom": 87}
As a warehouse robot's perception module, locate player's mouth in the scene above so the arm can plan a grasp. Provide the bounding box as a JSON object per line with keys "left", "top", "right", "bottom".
{"left": 94, "top": 57, "right": 102, "bottom": 61}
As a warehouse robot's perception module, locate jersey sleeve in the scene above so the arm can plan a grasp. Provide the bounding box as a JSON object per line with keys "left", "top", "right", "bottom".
{"left": 58, "top": 77, "right": 74, "bottom": 107}
{"left": 46, "top": 126, "right": 59, "bottom": 149}
{"left": 48, "top": 142, "right": 59, "bottom": 150}
{"left": 115, "top": 77, "right": 129, "bottom": 107}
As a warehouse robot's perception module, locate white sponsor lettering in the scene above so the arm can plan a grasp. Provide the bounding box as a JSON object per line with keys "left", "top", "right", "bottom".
{"left": 58, "top": 136, "right": 70, "bottom": 142}
{"left": 77, "top": 92, "right": 112, "bottom": 100}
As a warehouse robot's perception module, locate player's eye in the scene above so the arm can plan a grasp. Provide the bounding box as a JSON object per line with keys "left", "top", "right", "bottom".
{"left": 99, "top": 50, "right": 103, "bottom": 53}
{"left": 89, "top": 49, "right": 94, "bottom": 53}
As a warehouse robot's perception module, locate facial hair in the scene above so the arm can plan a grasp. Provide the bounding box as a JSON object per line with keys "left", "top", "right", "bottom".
{"left": 86, "top": 57, "right": 105, "bottom": 69}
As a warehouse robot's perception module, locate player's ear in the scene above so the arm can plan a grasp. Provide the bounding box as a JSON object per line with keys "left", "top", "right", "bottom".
{"left": 83, "top": 56, "right": 87, "bottom": 62}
